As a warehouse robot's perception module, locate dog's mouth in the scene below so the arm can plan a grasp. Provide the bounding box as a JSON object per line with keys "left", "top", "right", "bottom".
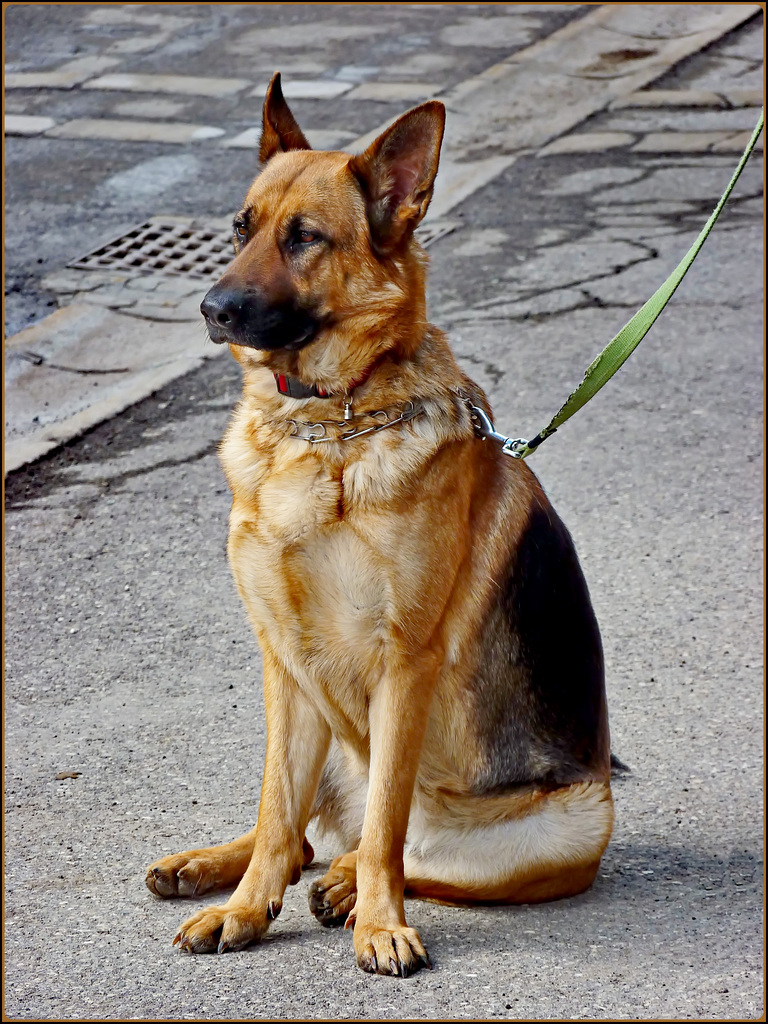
{"left": 201, "top": 287, "right": 324, "bottom": 352}
{"left": 205, "top": 318, "right": 320, "bottom": 353}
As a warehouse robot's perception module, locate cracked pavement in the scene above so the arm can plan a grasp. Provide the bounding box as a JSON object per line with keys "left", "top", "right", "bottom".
{"left": 4, "top": 5, "right": 765, "bottom": 1020}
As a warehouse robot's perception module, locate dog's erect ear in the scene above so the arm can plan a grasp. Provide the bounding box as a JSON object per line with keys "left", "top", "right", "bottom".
{"left": 260, "top": 72, "right": 312, "bottom": 164}
{"left": 349, "top": 101, "right": 445, "bottom": 253}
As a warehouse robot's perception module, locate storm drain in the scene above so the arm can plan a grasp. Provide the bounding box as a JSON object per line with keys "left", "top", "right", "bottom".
{"left": 68, "top": 218, "right": 234, "bottom": 281}
{"left": 67, "top": 216, "right": 457, "bottom": 281}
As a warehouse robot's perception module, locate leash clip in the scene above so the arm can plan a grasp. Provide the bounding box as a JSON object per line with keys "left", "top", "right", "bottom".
{"left": 463, "top": 399, "right": 529, "bottom": 459}
{"left": 501, "top": 437, "right": 530, "bottom": 459}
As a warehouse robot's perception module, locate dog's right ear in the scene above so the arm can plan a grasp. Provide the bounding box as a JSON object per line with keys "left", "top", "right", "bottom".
{"left": 259, "top": 72, "right": 312, "bottom": 164}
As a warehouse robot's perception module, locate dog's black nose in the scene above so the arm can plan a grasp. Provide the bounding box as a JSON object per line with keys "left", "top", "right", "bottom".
{"left": 200, "top": 282, "right": 320, "bottom": 351}
{"left": 200, "top": 286, "right": 244, "bottom": 331}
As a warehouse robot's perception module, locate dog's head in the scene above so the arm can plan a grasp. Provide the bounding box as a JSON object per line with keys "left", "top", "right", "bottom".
{"left": 201, "top": 73, "right": 445, "bottom": 387}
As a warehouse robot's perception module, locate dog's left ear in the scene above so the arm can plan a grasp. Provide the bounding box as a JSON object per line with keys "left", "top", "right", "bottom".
{"left": 260, "top": 72, "right": 312, "bottom": 164}
{"left": 349, "top": 101, "right": 445, "bottom": 254}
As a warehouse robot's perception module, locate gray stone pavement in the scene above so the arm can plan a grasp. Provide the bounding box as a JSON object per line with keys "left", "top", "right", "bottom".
{"left": 4, "top": 5, "right": 765, "bottom": 1020}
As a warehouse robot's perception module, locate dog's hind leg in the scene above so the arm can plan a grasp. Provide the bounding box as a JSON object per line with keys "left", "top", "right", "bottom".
{"left": 146, "top": 833, "right": 315, "bottom": 899}
{"left": 403, "top": 780, "right": 614, "bottom": 905}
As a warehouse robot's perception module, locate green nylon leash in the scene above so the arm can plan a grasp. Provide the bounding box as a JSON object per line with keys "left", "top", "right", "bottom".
{"left": 473, "top": 110, "right": 764, "bottom": 460}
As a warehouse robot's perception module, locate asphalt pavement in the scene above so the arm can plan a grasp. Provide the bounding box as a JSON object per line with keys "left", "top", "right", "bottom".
{"left": 4, "top": 4, "right": 765, "bottom": 1020}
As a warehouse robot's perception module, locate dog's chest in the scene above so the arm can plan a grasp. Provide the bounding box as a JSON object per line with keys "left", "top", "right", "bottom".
{"left": 227, "top": 448, "right": 398, "bottom": 690}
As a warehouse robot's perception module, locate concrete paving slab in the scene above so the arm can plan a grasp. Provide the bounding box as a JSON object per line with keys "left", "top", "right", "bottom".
{"left": 439, "top": 12, "right": 544, "bottom": 49}
{"left": 4, "top": 96, "right": 33, "bottom": 114}
{"left": 85, "top": 5, "right": 192, "bottom": 57}
{"left": 587, "top": 156, "right": 763, "bottom": 205}
{"left": 585, "top": 217, "right": 763, "bottom": 308}
{"left": 4, "top": 114, "right": 57, "bottom": 136}
{"left": 377, "top": 53, "right": 458, "bottom": 78}
{"left": 538, "top": 131, "right": 636, "bottom": 156}
{"left": 610, "top": 88, "right": 729, "bottom": 109}
{"left": 726, "top": 87, "right": 765, "bottom": 107}
{"left": 304, "top": 129, "right": 359, "bottom": 150}
{"left": 227, "top": 21, "right": 387, "bottom": 52}
{"left": 119, "top": 294, "right": 207, "bottom": 323}
{"left": 429, "top": 154, "right": 519, "bottom": 221}
{"left": 592, "top": 2, "right": 759, "bottom": 41}
{"left": 430, "top": 5, "right": 758, "bottom": 217}
{"left": 632, "top": 130, "right": 758, "bottom": 153}
{"left": 45, "top": 119, "right": 226, "bottom": 144}
{"left": 712, "top": 129, "right": 766, "bottom": 152}
{"left": 345, "top": 82, "right": 443, "bottom": 103}
{"left": 250, "top": 79, "right": 353, "bottom": 100}
{"left": 221, "top": 126, "right": 357, "bottom": 150}
{"left": 344, "top": 6, "right": 749, "bottom": 222}
{"left": 5, "top": 55, "right": 121, "bottom": 90}
{"left": 94, "top": 154, "right": 204, "bottom": 202}
{"left": 111, "top": 99, "right": 189, "bottom": 119}
{"left": 665, "top": 51, "right": 765, "bottom": 94}
{"left": 82, "top": 7, "right": 192, "bottom": 30}
{"left": 83, "top": 73, "right": 252, "bottom": 98}
{"left": 601, "top": 106, "right": 764, "bottom": 132}
{"left": 106, "top": 36, "right": 168, "bottom": 57}
{"left": 334, "top": 64, "right": 383, "bottom": 82}
{"left": 42, "top": 268, "right": 130, "bottom": 295}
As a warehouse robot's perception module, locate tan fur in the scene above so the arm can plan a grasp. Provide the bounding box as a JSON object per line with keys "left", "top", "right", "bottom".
{"left": 146, "top": 77, "right": 612, "bottom": 976}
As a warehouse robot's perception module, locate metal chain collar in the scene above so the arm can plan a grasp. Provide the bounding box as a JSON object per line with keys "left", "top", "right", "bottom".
{"left": 286, "top": 400, "right": 424, "bottom": 444}
{"left": 286, "top": 387, "right": 529, "bottom": 456}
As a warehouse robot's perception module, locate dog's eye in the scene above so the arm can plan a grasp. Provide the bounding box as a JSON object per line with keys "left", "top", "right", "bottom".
{"left": 288, "top": 226, "right": 323, "bottom": 251}
{"left": 233, "top": 218, "right": 248, "bottom": 244}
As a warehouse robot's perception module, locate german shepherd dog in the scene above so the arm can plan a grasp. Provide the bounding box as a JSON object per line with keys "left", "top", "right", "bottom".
{"left": 146, "top": 73, "right": 613, "bottom": 977}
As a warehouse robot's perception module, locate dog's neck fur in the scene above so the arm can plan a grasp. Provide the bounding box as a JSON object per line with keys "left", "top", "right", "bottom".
{"left": 234, "top": 318, "right": 479, "bottom": 441}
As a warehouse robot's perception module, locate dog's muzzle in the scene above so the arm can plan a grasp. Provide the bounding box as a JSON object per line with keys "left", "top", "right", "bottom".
{"left": 200, "top": 283, "right": 320, "bottom": 352}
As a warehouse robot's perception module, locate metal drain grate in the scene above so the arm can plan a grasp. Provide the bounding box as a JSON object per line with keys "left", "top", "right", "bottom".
{"left": 68, "top": 216, "right": 457, "bottom": 281}
{"left": 68, "top": 218, "right": 234, "bottom": 280}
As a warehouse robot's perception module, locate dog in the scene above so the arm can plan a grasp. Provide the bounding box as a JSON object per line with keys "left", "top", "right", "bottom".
{"left": 145, "top": 73, "right": 613, "bottom": 977}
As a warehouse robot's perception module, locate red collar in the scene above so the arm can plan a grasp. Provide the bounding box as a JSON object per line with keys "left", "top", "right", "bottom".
{"left": 274, "top": 362, "right": 377, "bottom": 400}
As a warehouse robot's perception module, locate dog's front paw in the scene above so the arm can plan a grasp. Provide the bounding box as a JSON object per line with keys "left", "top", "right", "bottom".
{"left": 146, "top": 854, "right": 218, "bottom": 898}
{"left": 173, "top": 902, "right": 273, "bottom": 954}
{"left": 354, "top": 921, "right": 431, "bottom": 977}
